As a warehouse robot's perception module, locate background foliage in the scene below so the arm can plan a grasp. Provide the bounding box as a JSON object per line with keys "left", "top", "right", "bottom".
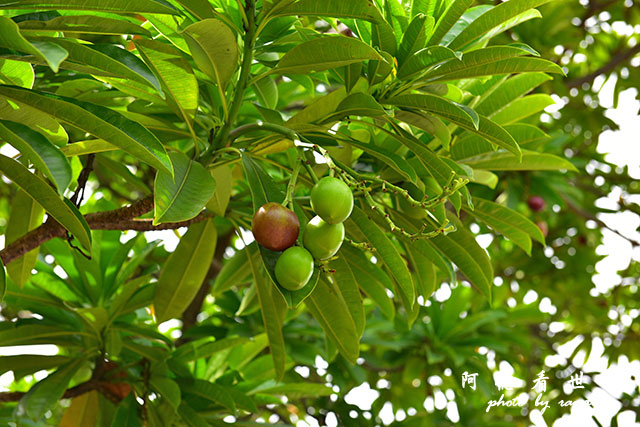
{"left": 0, "top": 0, "right": 638, "bottom": 425}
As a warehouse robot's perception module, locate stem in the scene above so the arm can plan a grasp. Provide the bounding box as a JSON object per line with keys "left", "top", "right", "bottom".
{"left": 282, "top": 160, "right": 302, "bottom": 208}
{"left": 200, "top": 0, "right": 257, "bottom": 164}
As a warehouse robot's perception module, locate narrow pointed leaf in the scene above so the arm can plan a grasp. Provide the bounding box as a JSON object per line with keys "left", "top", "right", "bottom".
{"left": 0, "top": 59, "right": 34, "bottom": 88}
{"left": 397, "top": 14, "right": 434, "bottom": 65}
{"left": 0, "top": 154, "right": 91, "bottom": 252}
{"left": 2, "top": 0, "right": 178, "bottom": 14}
{"left": 274, "top": 0, "right": 384, "bottom": 23}
{"left": 461, "top": 149, "right": 578, "bottom": 171}
{"left": 428, "top": 0, "right": 474, "bottom": 45}
{"left": 347, "top": 206, "right": 415, "bottom": 307}
{"left": 18, "top": 15, "right": 151, "bottom": 36}
{"left": 154, "top": 219, "right": 217, "bottom": 323}
{"left": 275, "top": 36, "right": 384, "bottom": 75}
{"left": 60, "top": 391, "right": 99, "bottom": 427}
{"left": 448, "top": 0, "right": 552, "bottom": 51}
{"left": 0, "top": 120, "right": 71, "bottom": 193}
{"left": 474, "top": 72, "right": 552, "bottom": 116}
{"left": 0, "top": 85, "right": 172, "bottom": 174}
{"left": 329, "top": 254, "right": 365, "bottom": 337}
{"left": 153, "top": 152, "right": 215, "bottom": 224}
{"left": 397, "top": 45, "right": 460, "bottom": 80}
{"left": 0, "top": 16, "right": 68, "bottom": 72}
{"left": 490, "top": 94, "right": 554, "bottom": 125}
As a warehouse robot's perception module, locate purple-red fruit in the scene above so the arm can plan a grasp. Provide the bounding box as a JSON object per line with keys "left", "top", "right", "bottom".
{"left": 537, "top": 221, "right": 549, "bottom": 238}
{"left": 528, "top": 196, "right": 545, "bottom": 212}
{"left": 252, "top": 202, "right": 300, "bottom": 251}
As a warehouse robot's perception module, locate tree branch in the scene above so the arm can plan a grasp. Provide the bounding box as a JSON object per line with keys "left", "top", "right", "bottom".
{"left": 0, "top": 379, "right": 101, "bottom": 403}
{"left": 567, "top": 43, "right": 640, "bottom": 88}
{"left": 0, "top": 196, "right": 212, "bottom": 265}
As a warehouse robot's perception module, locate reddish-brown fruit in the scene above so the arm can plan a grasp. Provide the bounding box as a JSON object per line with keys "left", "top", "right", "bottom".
{"left": 537, "top": 221, "right": 549, "bottom": 238}
{"left": 252, "top": 202, "right": 300, "bottom": 251}
{"left": 102, "top": 361, "right": 131, "bottom": 400}
{"left": 528, "top": 196, "right": 546, "bottom": 212}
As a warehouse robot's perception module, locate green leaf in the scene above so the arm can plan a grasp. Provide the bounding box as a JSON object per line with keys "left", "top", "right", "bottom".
{"left": 258, "top": 382, "right": 333, "bottom": 398}
{"left": 211, "top": 246, "right": 254, "bottom": 295}
{"left": 0, "top": 154, "right": 91, "bottom": 252}
{"left": 60, "top": 139, "right": 116, "bottom": 157}
{"left": 474, "top": 72, "right": 552, "bottom": 116}
{"left": 274, "top": 0, "right": 384, "bottom": 23}
{"left": 180, "top": 379, "right": 235, "bottom": 412}
{"left": 347, "top": 206, "right": 415, "bottom": 307}
{"left": 154, "top": 219, "right": 217, "bottom": 323}
{"left": 183, "top": 19, "right": 238, "bottom": 88}
{"left": 346, "top": 138, "right": 417, "bottom": 183}
{"left": 404, "top": 243, "right": 436, "bottom": 299}
{"left": 5, "top": 189, "right": 43, "bottom": 287}
{"left": 0, "top": 257, "right": 5, "bottom": 303}
{"left": 329, "top": 92, "right": 386, "bottom": 119}
{"left": 461, "top": 149, "right": 578, "bottom": 171}
{"left": 397, "top": 14, "right": 434, "bottom": 65}
{"left": 18, "top": 14, "right": 151, "bottom": 36}
{"left": 206, "top": 165, "right": 233, "bottom": 217}
{"left": 427, "top": 56, "right": 564, "bottom": 82}
{"left": 246, "top": 244, "right": 287, "bottom": 381}
{"left": 447, "top": 0, "right": 552, "bottom": 51}
{"left": 395, "top": 110, "right": 450, "bottom": 149}
{"left": 328, "top": 254, "right": 365, "bottom": 337}
{"left": 396, "top": 45, "right": 460, "bottom": 80}
{"left": 0, "top": 324, "right": 80, "bottom": 346}
{"left": 3, "top": 0, "right": 178, "bottom": 14}
{"left": 17, "top": 358, "right": 85, "bottom": 421}
{"left": 428, "top": 0, "right": 474, "bottom": 45}
{"left": 464, "top": 197, "right": 545, "bottom": 255}
{"left": 274, "top": 36, "right": 384, "bottom": 75}
{"left": 430, "top": 212, "right": 493, "bottom": 301}
{"left": 0, "top": 355, "right": 70, "bottom": 377}
{"left": 252, "top": 76, "right": 278, "bottom": 109}
{"left": 59, "top": 391, "right": 99, "bottom": 427}
{"left": 0, "top": 85, "right": 172, "bottom": 174}
{"left": 490, "top": 94, "right": 554, "bottom": 125}
{"left": 173, "top": 336, "right": 249, "bottom": 362}
{"left": 305, "top": 276, "right": 360, "bottom": 363}
{"left": 0, "top": 120, "right": 71, "bottom": 193}
{"left": 149, "top": 375, "right": 181, "bottom": 410}
{"left": 153, "top": 152, "right": 215, "bottom": 225}
{"left": 0, "top": 59, "right": 34, "bottom": 88}
{"left": 135, "top": 39, "right": 198, "bottom": 137}
{"left": 110, "top": 395, "right": 141, "bottom": 427}
{"left": 339, "top": 245, "right": 395, "bottom": 320}
{"left": 387, "top": 94, "right": 521, "bottom": 159}
{"left": 0, "top": 16, "right": 68, "bottom": 72}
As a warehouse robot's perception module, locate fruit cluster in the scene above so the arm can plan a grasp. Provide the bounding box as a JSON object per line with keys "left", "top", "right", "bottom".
{"left": 252, "top": 176, "right": 354, "bottom": 291}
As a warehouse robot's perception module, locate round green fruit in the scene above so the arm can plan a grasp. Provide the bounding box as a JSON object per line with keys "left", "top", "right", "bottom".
{"left": 303, "top": 216, "right": 345, "bottom": 260}
{"left": 252, "top": 202, "right": 299, "bottom": 251}
{"left": 275, "top": 246, "right": 314, "bottom": 291}
{"left": 310, "top": 177, "right": 353, "bottom": 224}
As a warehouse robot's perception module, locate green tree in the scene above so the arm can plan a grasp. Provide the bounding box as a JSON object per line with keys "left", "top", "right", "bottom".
{"left": 0, "top": 0, "right": 637, "bottom": 425}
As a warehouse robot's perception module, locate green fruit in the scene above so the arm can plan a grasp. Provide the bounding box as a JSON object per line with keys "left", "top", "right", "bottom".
{"left": 303, "top": 216, "right": 345, "bottom": 259}
{"left": 310, "top": 177, "right": 353, "bottom": 224}
{"left": 275, "top": 246, "right": 314, "bottom": 291}
{"left": 252, "top": 202, "right": 299, "bottom": 251}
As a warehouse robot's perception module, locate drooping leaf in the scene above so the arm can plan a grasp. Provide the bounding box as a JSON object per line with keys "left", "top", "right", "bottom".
{"left": 246, "top": 243, "right": 287, "bottom": 381}
{"left": 347, "top": 206, "right": 415, "bottom": 307}
{"left": 183, "top": 19, "right": 238, "bottom": 88}
{"left": 273, "top": 0, "right": 384, "bottom": 23}
{"left": 18, "top": 14, "right": 151, "bottom": 35}
{"left": 395, "top": 109, "right": 451, "bottom": 148}
{"left": 110, "top": 394, "right": 141, "bottom": 427}
{"left": 461, "top": 149, "right": 578, "bottom": 171}
{"left": 305, "top": 276, "right": 360, "bottom": 363}
{"left": 346, "top": 138, "right": 417, "bottom": 183}
{"left": 329, "top": 254, "right": 366, "bottom": 337}
{"left": 474, "top": 72, "right": 552, "bottom": 116}
{"left": 1, "top": 0, "right": 178, "bottom": 14}
{"left": 17, "top": 358, "right": 85, "bottom": 421}
{"left": 154, "top": 219, "right": 217, "bottom": 323}
{"left": 490, "top": 94, "right": 554, "bottom": 125}
{"left": 0, "top": 120, "right": 71, "bottom": 193}
{"left": 464, "top": 197, "right": 545, "bottom": 255}
{"left": 153, "top": 152, "right": 215, "bottom": 225}
{"left": 274, "top": 36, "right": 384, "bottom": 75}
{"left": 0, "top": 16, "right": 68, "bottom": 72}
{"left": 0, "top": 154, "right": 91, "bottom": 252}
{"left": 206, "top": 165, "right": 233, "bottom": 217}
{"left": 0, "top": 85, "right": 172, "bottom": 174}
{"left": 5, "top": 189, "right": 44, "bottom": 287}
{"left": 0, "top": 257, "right": 5, "bottom": 303}
{"left": 135, "top": 39, "right": 198, "bottom": 138}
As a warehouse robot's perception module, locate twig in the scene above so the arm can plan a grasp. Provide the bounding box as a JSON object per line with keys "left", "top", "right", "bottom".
{"left": 567, "top": 43, "right": 640, "bottom": 88}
